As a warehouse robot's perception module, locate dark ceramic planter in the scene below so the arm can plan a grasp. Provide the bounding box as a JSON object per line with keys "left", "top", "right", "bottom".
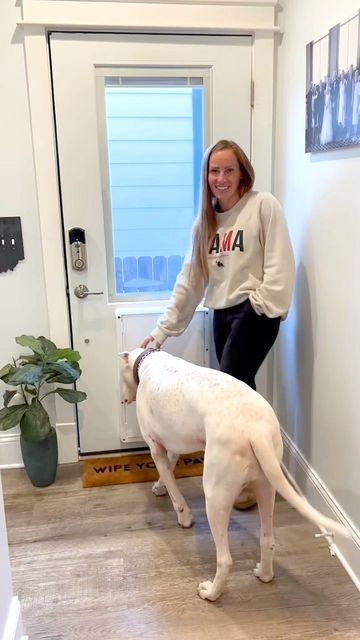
{"left": 20, "top": 427, "right": 58, "bottom": 487}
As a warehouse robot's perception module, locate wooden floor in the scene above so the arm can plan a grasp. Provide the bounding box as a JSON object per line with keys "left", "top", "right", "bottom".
{"left": 2, "top": 463, "right": 360, "bottom": 640}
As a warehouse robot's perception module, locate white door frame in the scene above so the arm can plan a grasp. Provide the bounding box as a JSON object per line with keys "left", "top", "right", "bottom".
{"left": 18, "top": 0, "right": 279, "bottom": 462}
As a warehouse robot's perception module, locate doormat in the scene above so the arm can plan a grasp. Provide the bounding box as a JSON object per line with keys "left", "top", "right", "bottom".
{"left": 82, "top": 451, "right": 204, "bottom": 488}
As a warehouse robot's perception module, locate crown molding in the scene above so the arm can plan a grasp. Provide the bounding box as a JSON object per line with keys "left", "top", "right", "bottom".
{"left": 18, "top": 0, "right": 280, "bottom": 32}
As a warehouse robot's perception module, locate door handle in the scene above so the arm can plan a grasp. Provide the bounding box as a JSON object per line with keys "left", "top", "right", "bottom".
{"left": 74, "top": 284, "right": 104, "bottom": 299}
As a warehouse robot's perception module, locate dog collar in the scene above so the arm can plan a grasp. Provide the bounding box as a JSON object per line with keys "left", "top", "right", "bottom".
{"left": 133, "top": 348, "right": 157, "bottom": 385}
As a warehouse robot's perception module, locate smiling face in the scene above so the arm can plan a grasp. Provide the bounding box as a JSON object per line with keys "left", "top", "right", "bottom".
{"left": 208, "top": 148, "right": 242, "bottom": 211}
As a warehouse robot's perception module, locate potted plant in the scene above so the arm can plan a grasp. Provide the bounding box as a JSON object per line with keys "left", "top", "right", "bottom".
{"left": 0, "top": 335, "right": 86, "bottom": 487}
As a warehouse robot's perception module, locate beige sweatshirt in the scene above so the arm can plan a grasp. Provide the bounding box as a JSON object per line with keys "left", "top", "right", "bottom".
{"left": 151, "top": 191, "right": 295, "bottom": 345}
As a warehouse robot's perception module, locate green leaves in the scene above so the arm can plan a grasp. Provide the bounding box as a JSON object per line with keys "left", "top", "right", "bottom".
{"left": 6, "top": 364, "right": 44, "bottom": 386}
{"left": 47, "top": 349, "right": 81, "bottom": 363}
{"left": 45, "top": 361, "right": 81, "bottom": 384}
{"left": 0, "top": 364, "right": 13, "bottom": 380}
{"left": 16, "top": 335, "right": 44, "bottom": 355}
{"left": 15, "top": 335, "right": 79, "bottom": 363}
{"left": 3, "top": 390, "right": 18, "bottom": 407}
{"left": 38, "top": 336, "right": 57, "bottom": 355}
{"left": 3, "top": 336, "right": 82, "bottom": 386}
{"left": 0, "top": 335, "right": 87, "bottom": 441}
{"left": 54, "top": 388, "right": 87, "bottom": 403}
{"left": 0, "top": 404, "right": 29, "bottom": 431}
{"left": 20, "top": 400, "right": 51, "bottom": 442}
{"left": 18, "top": 354, "right": 43, "bottom": 365}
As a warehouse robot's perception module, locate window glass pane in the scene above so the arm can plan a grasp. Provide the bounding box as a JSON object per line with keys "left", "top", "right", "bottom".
{"left": 104, "top": 82, "right": 204, "bottom": 297}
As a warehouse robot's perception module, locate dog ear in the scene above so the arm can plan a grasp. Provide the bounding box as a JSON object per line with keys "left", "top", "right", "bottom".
{"left": 119, "top": 351, "right": 130, "bottom": 363}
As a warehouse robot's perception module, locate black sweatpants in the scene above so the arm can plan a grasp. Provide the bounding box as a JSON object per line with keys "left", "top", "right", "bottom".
{"left": 213, "top": 298, "right": 281, "bottom": 390}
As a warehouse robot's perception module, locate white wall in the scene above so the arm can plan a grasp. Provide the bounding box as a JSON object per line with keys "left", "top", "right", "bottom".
{"left": 0, "top": 474, "right": 26, "bottom": 639}
{"left": 274, "top": 0, "right": 360, "bottom": 575}
{"left": 0, "top": 1, "right": 49, "bottom": 465}
{"left": 0, "top": 1, "right": 49, "bottom": 347}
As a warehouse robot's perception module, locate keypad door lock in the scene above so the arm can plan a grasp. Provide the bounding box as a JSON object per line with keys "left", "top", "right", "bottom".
{"left": 69, "top": 227, "right": 87, "bottom": 271}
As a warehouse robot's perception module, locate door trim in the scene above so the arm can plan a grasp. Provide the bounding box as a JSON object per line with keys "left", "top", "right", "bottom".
{"left": 22, "top": 8, "right": 276, "bottom": 461}
{"left": 19, "top": 0, "right": 280, "bottom": 33}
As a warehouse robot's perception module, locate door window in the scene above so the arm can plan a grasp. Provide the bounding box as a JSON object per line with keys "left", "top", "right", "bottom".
{"left": 96, "top": 69, "right": 209, "bottom": 300}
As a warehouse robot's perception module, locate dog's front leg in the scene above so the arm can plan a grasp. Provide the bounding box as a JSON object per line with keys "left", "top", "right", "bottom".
{"left": 149, "top": 439, "right": 193, "bottom": 528}
{"left": 152, "top": 451, "right": 179, "bottom": 496}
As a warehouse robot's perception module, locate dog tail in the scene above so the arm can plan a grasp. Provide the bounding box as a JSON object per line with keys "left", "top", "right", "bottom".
{"left": 250, "top": 431, "right": 350, "bottom": 539}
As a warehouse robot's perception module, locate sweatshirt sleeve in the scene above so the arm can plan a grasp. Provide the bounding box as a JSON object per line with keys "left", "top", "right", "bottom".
{"left": 151, "top": 255, "right": 207, "bottom": 345}
{"left": 249, "top": 194, "right": 295, "bottom": 319}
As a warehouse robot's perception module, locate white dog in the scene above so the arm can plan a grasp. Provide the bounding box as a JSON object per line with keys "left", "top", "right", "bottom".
{"left": 119, "top": 348, "right": 348, "bottom": 601}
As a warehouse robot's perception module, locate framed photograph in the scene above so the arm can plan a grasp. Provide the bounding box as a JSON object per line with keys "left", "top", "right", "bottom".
{"left": 305, "top": 10, "right": 360, "bottom": 152}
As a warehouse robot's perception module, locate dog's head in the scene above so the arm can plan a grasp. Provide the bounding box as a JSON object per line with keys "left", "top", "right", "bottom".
{"left": 118, "top": 348, "right": 144, "bottom": 404}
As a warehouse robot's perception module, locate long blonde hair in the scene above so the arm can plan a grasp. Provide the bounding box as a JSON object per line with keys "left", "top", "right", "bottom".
{"left": 190, "top": 140, "right": 255, "bottom": 282}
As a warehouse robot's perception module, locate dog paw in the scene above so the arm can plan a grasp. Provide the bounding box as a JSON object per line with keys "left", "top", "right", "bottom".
{"left": 253, "top": 562, "right": 274, "bottom": 583}
{"left": 197, "top": 580, "right": 221, "bottom": 601}
{"left": 152, "top": 481, "right": 167, "bottom": 496}
{"left": 177, "top": 507, "right": 193, "bottom": 528}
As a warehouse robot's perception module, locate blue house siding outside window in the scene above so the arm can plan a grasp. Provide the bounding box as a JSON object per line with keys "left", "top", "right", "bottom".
{"left": 104, "top": 83, "right": 204, "bottom": 296}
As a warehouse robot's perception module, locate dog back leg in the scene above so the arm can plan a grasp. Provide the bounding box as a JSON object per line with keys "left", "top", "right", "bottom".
{"left": 198, "top": 446, "right": 246, "bottom": 601}
{"left": 148, "top": 438, "right": 193, "bottom": 528}
{"left": 253, "top": 475, "right": 276, "bottom": 583}
{"left": 152, "top": 452, "right": 179, "bottom": 496}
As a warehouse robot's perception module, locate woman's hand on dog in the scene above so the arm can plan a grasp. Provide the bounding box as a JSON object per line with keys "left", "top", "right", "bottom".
{"left": 140, "top": 335, "right": 161, "bottom": 350}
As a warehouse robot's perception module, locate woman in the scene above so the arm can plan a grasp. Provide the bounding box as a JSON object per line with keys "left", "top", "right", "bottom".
{"left": 141, "top": 140, "right": 295, "bottom": 508}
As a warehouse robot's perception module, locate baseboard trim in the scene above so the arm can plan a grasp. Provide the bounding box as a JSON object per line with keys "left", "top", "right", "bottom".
{"left": 1, "top": 596, "right": 26, "bottom": 640}
{"left": 281, "top": 428, "right": 360, "bottom": 591}
{"left": 0, "top": 434, "right": 23, "bottom": 469}
{"left": 0, "top": 421, "right": 78, "bottom": 468}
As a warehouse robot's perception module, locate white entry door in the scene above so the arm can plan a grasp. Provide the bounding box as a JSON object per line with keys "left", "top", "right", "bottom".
{"left": 50, "top": 32, "right": 252, "bottom": 455}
